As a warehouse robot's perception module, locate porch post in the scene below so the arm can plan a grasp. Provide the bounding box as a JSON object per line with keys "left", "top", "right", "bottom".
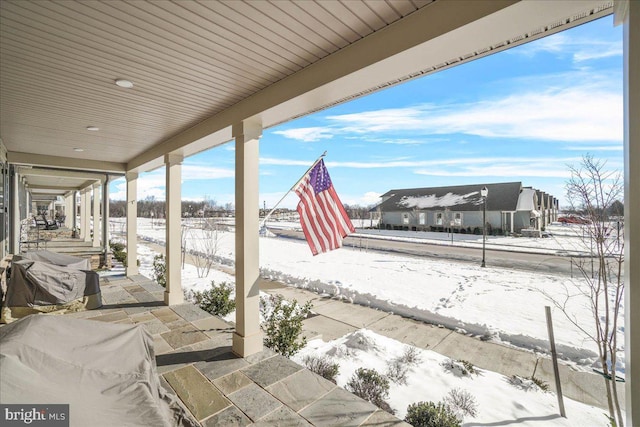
{"left": 165, "top": 154, "right": 184, "bottom": 305}
{"left": 64, "top": 193, "right": 72, "bottom": 228}
{"left": 92, "top": 182, "right": 101, "bottom": 247}
{"left": 624, "top": 1, "right": 639, "bottom": 424}
{"left": 79, "top": 189, "right": 86, "bottom": 239}
{"left": 72, "top": 190, "right": 77, "bottom": 232}
{"left": 83, "top": 188, "right": 91, "bottom": 242}
{"left": 102, "top": 176, "right": 110, "bottom": 267}
{"left": 232, "top": 120, "right": 264, "bottom": 357}
{"left": 10, "top": 167, "right": 19, "bottom": 253}
{"left": 510, "top": 211, "right": 514, "bottom": 234}
{"left": 126, "top": 172, "right": 139, "bottom": 276}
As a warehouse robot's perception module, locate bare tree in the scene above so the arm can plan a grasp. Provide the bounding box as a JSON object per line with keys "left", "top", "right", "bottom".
{"left": 188, "top": 220, "right": 222, "bottom": 278}
{"left": 545, "top": 155, "right": 624, "bottom": 426}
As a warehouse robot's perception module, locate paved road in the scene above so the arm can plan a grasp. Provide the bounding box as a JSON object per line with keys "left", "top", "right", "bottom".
{"left": 271, "top": 229, "right": 585, "bottom": 276}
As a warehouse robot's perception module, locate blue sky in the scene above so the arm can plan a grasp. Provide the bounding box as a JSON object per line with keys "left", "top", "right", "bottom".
{"left": 110, "top": 16, "right": 623, "bottom": 210}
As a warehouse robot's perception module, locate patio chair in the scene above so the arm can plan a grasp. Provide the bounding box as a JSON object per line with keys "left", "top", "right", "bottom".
{"left": 34, "top": 214, "right": 58, "bottom": 230}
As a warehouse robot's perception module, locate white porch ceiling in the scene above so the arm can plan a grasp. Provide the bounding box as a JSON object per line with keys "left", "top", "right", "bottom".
{"left": 1, "top": 0, "right": 613, "bottom": 182}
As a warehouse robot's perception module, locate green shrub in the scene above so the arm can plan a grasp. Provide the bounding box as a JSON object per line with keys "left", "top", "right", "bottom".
{"left": 260, "top": 294, "right": 312, "bottom": 358}
{"left": 302, "top": 355, "right": 340, "bottom": 384}
{"left": 346, "top": 368, "right": 394, "bottom": 414}
{"left": 152, "top": 254, "right": 166, "bottom": 288}
{"left": 192, "top": 281, "right": 235, "bottom": 316}
{"left": 110, "top": 241, "right": 125, "bottom": 252}
{"left": 404, "top": 401, "right": 461, "bottom": 427}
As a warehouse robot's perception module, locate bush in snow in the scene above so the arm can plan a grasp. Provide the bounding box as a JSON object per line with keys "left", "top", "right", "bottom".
{"left": 192, "top": 281, "right": 235, "bottom": 317}
{"left": 152, "top": 254, "right": 166, "bottom": 288}
{"left": 441, "top": 358, "right": 478, "bottom": 377}
{"left": 385, "top": 345, "right": 421, "bottom": 385}
{"left": 110, "top": 241, "right": 128, "bottom": 267}
{"left": 508, "top": 375, "right": 550, "bottom": 392}
{"left": 346, "top": 368, "right": 394, "bottom": 414}
{"left": 404, "top": 401, "right": 460, "bottom": 427}
{"left": 260, "top": 294, "right": 312, "bottom": 358}
{"left": 443, "top": 388, "right": 478, "bottom": 419}
{"left": 302, "top": 354, "right": 339, "bottom": 384}
{"left": 386, "top": 358, "right": 409, "bottom": 385}
{"left": 399, "top": 346, "right": 421, "bottom": 365}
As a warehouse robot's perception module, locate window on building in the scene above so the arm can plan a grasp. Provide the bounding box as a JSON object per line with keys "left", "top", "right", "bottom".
{"left": 435, "top": 212, "right": 443, "bottom": 225}
{"left": 403, "top": 213, "right": 409, "bottom": 224}
{"left": 454, "top": 212, "right": 463, "bottom": 226}
{"left": 419, "top": 212, "right": 426, "bottom": 225}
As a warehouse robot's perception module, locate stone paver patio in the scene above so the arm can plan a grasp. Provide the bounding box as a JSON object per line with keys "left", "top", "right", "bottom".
{"left": 64, "top": 273, "right": 408, "bottom": 427}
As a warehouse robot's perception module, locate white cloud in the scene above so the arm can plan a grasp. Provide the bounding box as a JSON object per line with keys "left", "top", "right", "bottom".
{"left": 323, "top": 82, "right": 622, "bottom": 142}
{"left": 509, "top": 32, "right": 621, "bottom": 63}
{"left": 260, "top": 157, "right": 316, "bottom": 167}
{"left": 273, "top": 127, "right": 334, "bottom": 142}
{"left": 182, "top": 164, "right": 234, "bottom": 180}
{"left": 563, "top": 145, "right": 623, "bottom": 151}
{"left": 508, "top": 33, "right": 569, "bottom": 57}
{"left": 109, "top": 164, "right": 234, "bottom": 201}
{"left": 573, "top": 43, "right": 622, "bottom": 62}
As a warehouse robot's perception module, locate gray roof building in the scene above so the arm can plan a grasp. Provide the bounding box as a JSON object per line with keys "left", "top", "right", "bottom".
{"left": 373, "top": 182, "right": 558, "bottom": 235}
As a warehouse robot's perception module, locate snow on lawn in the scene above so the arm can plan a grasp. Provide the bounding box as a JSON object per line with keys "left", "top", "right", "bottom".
{"left": 111, "top": 218, "right": 624, "bottom": 370}
{"left": 293, "top": 329, "right": 609, "bottom": 426}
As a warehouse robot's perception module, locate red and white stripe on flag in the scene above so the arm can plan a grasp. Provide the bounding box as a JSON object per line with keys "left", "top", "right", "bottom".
{"left": 294, "top": 160, "right": 355, "bottom": 255}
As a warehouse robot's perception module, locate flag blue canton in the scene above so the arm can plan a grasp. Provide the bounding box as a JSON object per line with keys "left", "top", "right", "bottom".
{"left": 310, "top": 160, "right": 332, "bottom": 193}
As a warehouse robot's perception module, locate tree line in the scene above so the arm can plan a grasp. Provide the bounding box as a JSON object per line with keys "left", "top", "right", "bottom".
{"left": 110, "top": 197, "right": 376, "bottom": 219}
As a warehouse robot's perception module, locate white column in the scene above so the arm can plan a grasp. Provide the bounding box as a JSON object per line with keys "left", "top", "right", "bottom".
{"left": 79, "top": 189, "right": 87, "bottom": 240}
{"left": 11, "top": 168, "right": 20, "bottom": 253}
{"left": 624, "top": 2, "right": 639, "bottom": 425}
{"left": 72, "top": 191, "right": 78, "bottom": 233}
{"left": 92, "top": 182, "right": 101, "bottom": 247}
{"left": 64, "top": 193, "right": 72, "bottom": 228}
{"left": 232, "top": 120, "right": 264, "bottom": 358}
{"left": 126, "top": 172, "right": 139, "bottom": 276}
{"left": 83, "top": 188, "right": 91, "bottom": 242}
{"left": 510, "top": 211, "right": 514, "bottom": 234}
{"left": 165, "top": 154, "right": 184, "bottom": 305}
{"left": 25, "top": 189, "right": 31, "bottom": 218}
{"left": 102, "top": 177, "right": 110, "bottom": 264}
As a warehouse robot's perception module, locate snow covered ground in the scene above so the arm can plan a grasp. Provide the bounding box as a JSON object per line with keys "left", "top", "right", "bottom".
{"left": 293, "top": 329, "right": 608, "bottom": 426}
{"left": 110, "top": 217, "right": 623, "bottom": 426}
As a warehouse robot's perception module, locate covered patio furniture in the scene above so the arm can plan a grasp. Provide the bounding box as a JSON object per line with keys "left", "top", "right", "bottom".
{"left": 0, "top": 315, "right": 198, "bottom": 427}
{"left": 0, "top": 259, "right": 101, "bottom": 323}
{"left": 14, "top": 250, "right": 91, "bottom": 271}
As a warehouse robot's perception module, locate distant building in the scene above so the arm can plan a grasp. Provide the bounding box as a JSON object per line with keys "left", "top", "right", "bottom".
{"left": 372, "top": 182, "right": 559, "bottom": 235}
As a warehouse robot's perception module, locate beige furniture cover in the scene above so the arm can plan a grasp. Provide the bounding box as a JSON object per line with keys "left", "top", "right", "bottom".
{"left": 0, "top": 315, "right": 198, "bottom": 427}
{"left": 1, "top": 260, "right": 101, "bottom": 323}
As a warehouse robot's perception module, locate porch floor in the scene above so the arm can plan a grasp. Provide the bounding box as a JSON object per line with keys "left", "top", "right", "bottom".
{"left": 64, "top": 273, "right": 407, "bottom": 427}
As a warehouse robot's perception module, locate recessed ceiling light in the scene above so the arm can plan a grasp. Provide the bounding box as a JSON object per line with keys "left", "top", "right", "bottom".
{"left": 115, "top": 78, "right": 134, "bottom": 88}
{"left": 73, "top": 148, "right": 84, "bottom": 152}
{"left": 86, "top": 126, "right": 99, "bottom": 131}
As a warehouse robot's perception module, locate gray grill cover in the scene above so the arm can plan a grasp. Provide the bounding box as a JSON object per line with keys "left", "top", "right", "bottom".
{"left": 6, "top": 260, "right": 100, "bottom": 307}
{"left": 0, "top": 315, "right": 198, "bottom": 427}
{"left": 16, "top": 250, "right": 91, "bottom": 270}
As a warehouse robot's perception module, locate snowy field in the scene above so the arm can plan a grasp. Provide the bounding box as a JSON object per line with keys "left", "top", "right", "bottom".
{"left": 109, "top": 217, "right": 623, "bottom": 425}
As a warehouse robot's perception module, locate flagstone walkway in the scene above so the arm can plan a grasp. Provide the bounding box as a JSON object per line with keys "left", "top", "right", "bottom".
{"left": 66, "top": 273, "right": 408, "bottom": 427}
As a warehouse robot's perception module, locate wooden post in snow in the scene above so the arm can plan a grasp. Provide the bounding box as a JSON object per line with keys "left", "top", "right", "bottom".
{"left": 545, "top": 306, "right": 566, "bottom": 418}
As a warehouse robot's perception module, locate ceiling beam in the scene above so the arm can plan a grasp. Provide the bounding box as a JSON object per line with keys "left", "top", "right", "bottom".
{"left": 18, "top": 167, "right": 107, "bottom": 182}
{"left": 9, "top": 151, "right": 126, "bottom": 173}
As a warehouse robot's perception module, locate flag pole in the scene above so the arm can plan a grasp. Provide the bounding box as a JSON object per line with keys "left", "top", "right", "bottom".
{"left": 261, "top": 151, "right": 327, "bottom": 229}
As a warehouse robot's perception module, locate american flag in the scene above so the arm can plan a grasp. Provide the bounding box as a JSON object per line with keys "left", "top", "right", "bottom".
{"left": 294, "top": 159, "right": 355, "bottom": 255}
